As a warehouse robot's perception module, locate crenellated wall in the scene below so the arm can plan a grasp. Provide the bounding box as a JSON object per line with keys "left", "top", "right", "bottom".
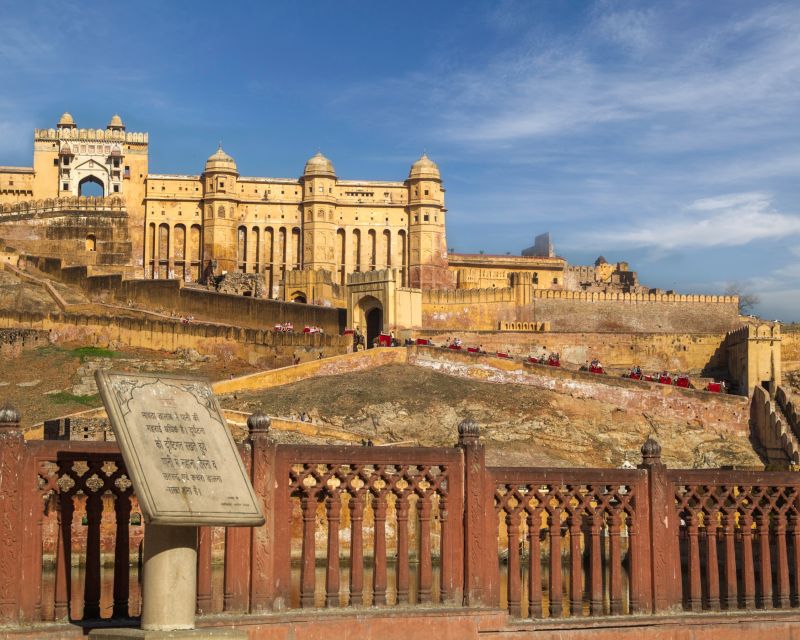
{"left": 783, "top": 326, "right": 800, "bottom": 369}
{"left": 421, "top": 284, "right": 741, "bottom": 333}
{"left": 34, "top": 127, "right": 148, "bottom": 144}
{"left": 751, "top": 385, "right": 799, "bottom": 466}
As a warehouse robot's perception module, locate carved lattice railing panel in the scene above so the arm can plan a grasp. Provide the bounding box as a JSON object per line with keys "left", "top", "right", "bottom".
{"left": 671, "top": 470, "right": 800, "bottom": 612}
{"left": 491, "top": 467, "right": 646, "bottom": 619}
{"left": 276, "top": 446, "right": 464, "bottom": 609}
{"left": 34, "top": 446, "right": 135, "bottom": 622}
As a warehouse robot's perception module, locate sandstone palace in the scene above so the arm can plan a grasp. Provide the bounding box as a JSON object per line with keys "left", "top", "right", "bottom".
{"left": 0, "top": 113, "right": 744, "bottom": 340}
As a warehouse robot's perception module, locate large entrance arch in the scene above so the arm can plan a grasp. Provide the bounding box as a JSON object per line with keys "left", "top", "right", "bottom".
{"left": 78, "top": 175, "right": 105, "bottom": 197}
{"left": 366, "top": 306, "right": 383, "bottom": 348}
{"left": 355, "top": 294, "right": 384, "bottom": 348}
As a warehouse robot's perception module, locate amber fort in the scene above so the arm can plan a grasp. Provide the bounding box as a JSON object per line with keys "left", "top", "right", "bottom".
{"left": 1, "top": 112, "right": 800, "bottom": 639}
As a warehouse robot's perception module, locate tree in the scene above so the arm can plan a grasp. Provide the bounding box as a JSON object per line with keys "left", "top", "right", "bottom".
{"left": 724, "top": 282, "right": 761, "bottom": 315}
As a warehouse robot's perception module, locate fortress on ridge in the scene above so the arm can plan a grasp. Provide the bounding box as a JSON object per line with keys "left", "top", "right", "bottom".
{"left": 0, "top": 113, "right": 742, "bottom": 340}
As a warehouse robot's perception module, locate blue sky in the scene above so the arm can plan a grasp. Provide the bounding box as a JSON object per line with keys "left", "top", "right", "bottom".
{"left": 1, "top": 0, "right": 799, "bottom": 320}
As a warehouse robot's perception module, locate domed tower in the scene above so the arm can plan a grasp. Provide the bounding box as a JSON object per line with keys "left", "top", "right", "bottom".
{"left": 57, "top": 112, "right": 77, "bottom": 131}
{"left": 106, "top": 114, "right": 126, "bottom": 132}
{"left": 406, "top": 154, "right": 451, "bottom": 289}
{"left": 202, "top": 146, "right": 240, "bottom": 273}
{"left": 301, "top": 152, "right": 337, "bottom": 272}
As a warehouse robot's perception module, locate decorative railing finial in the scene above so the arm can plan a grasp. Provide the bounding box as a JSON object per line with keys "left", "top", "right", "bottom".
{"left": 0, "top": 405, "right": 20, "bottom": 427}
{"left": 640, "top": 435, "right": 662, "bottom": 465}
{"left": 458, "top": 418, "right": 480, "bottom": 444}
{"left": 247, "top": 411, "right": 271, "bottom": 436}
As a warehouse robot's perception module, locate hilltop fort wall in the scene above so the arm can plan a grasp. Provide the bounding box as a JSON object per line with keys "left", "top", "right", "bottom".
{"left": 422, "top": 286, "right": 740, "bottom": 334}
{"left": 0, "top": 309, "right": 348, "bottom": 366}
{"left": 414, "top": 329, "right": 730, "bottom": 374}
{"left": 24, "top": 255, "right": 346, "bottom": 334}
{"left": 782, "top": 326, "right": 800, "bottom": 368}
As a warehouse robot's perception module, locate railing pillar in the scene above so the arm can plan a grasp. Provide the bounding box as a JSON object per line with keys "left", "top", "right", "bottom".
{"left": 0, "top": 407, "right": 25, "bottom": 624}
{"left": 458, "top": 419, "right": 495, "bottom": 606}
{"left": 639, "top": 437, "right": 682, "bottom": 613}
{"left": 247, "top": 413, "right": 282, "bottom": 612}
{"left": 224, "top": 439, "right": 254, "bottom": 613}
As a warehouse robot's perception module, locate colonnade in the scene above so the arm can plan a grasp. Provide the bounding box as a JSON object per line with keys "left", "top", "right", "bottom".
{"left": 236, "top": 225, "right": 301, "bottom": 297}
{"left": 146, "top": 222, "right": 203, "bottom": 282}
{"left": 334, "top": 227, "right": 408, "bottom": 286}
{"left": 146, "top": 222, "right": 411, "bottom": 295}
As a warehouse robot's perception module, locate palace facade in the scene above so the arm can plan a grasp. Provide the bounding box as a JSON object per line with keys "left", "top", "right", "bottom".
{"left": 0, "top": 113, "right": 646, "bottom": 302}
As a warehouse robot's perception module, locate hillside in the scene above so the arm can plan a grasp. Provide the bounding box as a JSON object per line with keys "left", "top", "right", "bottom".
{"left": 219, "top": 363, "right": 762, "bottom": 469}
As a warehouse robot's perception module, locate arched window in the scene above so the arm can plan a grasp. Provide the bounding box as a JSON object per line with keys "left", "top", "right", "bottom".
{"left": 217, "top": 205, "right": 225, "bottom": 218}
{"left": 85, "top": 234, "right": 96, "bottom": 252}
{"left": 237, "top": 226, "right": 248, "bottom": 273}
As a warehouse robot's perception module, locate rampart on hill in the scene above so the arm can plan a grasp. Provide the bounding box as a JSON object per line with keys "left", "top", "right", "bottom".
{"left": 422, "top": 286, "right": 740, "bottom": 333}
{"left": 24, "top": 254, "right": 347, "bottom": 334}
{"left": 416, "top": 329, "right": 729, "bottom": 374}
{"left": 0, "top": 309, "right": 349, "bottom": 366}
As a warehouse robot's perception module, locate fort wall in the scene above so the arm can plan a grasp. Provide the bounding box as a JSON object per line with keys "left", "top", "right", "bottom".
{"left": 212, "top": 347, "right": 407, "bottom": 395}
{"left": 783, "top": 326, "right": 800, "bottom": 369}
{"left": 751, "top": 385, "right": 800, "bottom": 466}
{"left": 414, "top": 330, "right": 730, "bottom": 373}
{"left": 422, "top": 287, "right": 740, "bottom": 333}
{"left": 531, "top": 291, "right": 739, "bottom": 333}
{"left": 24, "top": 254, "right": 346, "bottom": 334}
{"left": 0, "top": 309, "right": 349, "bottom": 367}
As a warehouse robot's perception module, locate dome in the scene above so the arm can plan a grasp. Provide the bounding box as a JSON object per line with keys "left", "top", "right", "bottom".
{"left": 595, "top": 256, "right": 608, "bottom": 266}
{"left": 204, "top": 145, "right": 238, "bottom": 173}
{"left": 107, "top": 114, "right": 125, "bottom": 130}
{"left": 408, "top": 153, "right": 440, "bottom": 180}
{"left": 57, "top": 112, "right": 76, "bottom": 128}
{"left": 303, "top": 152, "right": 335, "bottom": 177}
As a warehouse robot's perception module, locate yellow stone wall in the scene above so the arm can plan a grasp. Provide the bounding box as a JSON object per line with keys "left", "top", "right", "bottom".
{"left": 0, "top": 168, "right": 35, "bottom": 204}
{"left": 448, "top": 253, "right": 566, "bottom": 290}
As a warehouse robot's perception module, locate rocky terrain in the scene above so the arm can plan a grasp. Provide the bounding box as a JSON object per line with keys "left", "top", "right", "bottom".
{"left": 220, "top": 363, "right": 762, "bottom": 469}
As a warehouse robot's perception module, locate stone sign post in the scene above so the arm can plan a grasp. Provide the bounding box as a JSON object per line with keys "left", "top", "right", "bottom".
{"left": 90, "top": 371, "right": 264, "bottom": 639}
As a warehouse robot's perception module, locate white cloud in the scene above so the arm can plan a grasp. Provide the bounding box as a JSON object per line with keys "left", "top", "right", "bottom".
{"left": 582, "top": 192, "right": 800, "bottom": 250}
{"left": 593, "top": 5, "right": 658, "bottom": 53}
{"left": 340, "top": 2, "right": 800, "bottom": 157}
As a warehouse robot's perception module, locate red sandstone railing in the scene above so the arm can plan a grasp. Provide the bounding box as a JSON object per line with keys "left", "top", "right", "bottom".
{"left": 490, "top": 466, "right": 646, "bottom": 618}
{"left": 2, "top": 407, "right": 800, "bottom": 630}
{"left": 671, "top": 469, "right": 800, "bottom": 612}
